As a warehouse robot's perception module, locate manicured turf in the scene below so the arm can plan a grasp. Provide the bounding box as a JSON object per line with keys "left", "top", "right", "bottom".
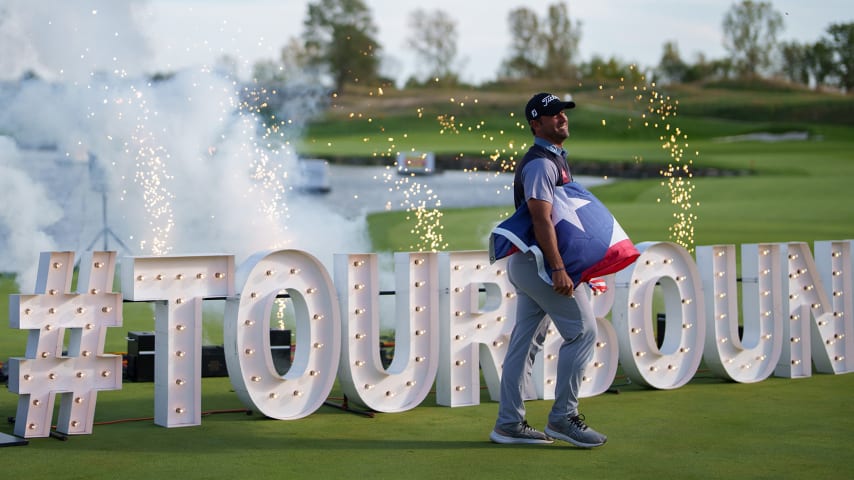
{"left": 3, "top": 84, "right": 854, "bottom": 478}
{"left": 2, "top": 373, "right": 853, "bottom": 478}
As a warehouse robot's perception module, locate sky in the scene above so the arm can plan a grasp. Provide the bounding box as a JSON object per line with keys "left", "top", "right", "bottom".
{"left": 142, "top": 0, "right": 854, "bottom": 85}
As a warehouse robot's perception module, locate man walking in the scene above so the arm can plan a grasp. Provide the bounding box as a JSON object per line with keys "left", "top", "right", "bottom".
{"left": 489, "top": 92, "right": 607, "bottom": 448}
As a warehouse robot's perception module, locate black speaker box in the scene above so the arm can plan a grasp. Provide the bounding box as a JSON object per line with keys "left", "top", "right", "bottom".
{"left": 126, "top": 352, "right": 154, "bottom": 382}
{"left": 127, "top": 331, "right": 155, "bottom": 355}
{"left": 201, "top": 345, "right": 228, "bottom": 377}
{"left": 270, "top": 329, "right": 292, "bottom": 375}
{"left": 126, "top": 331, "right": 155, "bottom": 382}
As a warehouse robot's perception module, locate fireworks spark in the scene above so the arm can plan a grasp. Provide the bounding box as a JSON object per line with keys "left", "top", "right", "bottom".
{"left": 635, "top": 79, "right": 698, "bottom": 252}
{"left": 586, "top": 63, "right": 700, "bottom": 252}
{"left": 127, "top": 86, "right": 175, "bottom": 256}
{"left": 323, "top": 79, "right": 699, "bottom": 253}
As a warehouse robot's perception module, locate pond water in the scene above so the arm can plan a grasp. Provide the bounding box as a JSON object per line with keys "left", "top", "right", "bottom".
{"left": 311, "top": 164, "right": 610, "bottom": 217}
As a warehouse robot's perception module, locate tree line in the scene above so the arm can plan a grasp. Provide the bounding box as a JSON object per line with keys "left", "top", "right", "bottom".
{"left": 253, "top": 0, "right": 853, "bottom": 93}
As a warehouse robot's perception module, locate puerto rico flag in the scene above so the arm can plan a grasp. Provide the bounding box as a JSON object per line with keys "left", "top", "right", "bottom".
{"left": 489, "top": 182, "right": 639, "bottom": 285}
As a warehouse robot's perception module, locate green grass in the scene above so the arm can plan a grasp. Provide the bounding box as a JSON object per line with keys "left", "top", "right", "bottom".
{"left": 300, "top": 84, "right": 854, "bottom": 164}
{"left": 3, "top": 84, "right": 854, "bottom": 478}
{"left": 369, "top": 169, "right": 854, "bottom": 254}
{"left": 2, "top": 374, "right": 853, "bottom": 479}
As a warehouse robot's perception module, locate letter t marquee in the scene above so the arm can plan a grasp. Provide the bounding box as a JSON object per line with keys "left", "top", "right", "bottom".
{"left": 122, "top": 254, "right": 235, "bottom": 427}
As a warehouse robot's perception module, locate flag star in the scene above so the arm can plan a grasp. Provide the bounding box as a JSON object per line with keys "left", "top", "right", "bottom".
{"left": 551, "top": 190, "right": 590, "bottom": 232}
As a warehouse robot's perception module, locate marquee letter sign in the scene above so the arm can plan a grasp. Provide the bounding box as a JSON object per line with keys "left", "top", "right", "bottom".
{"left": 4, "top": 240, "right": 853, "bottom": 437}
{"left": 612, "top": 242, "right": 706, "bottom": 389}
{"left": 8, "top": 251, "right": 122, "bottom": 437}
{"left": 697, "top": 244, "right": 783, "bottom": 383}
{"left": 776, "top": 242, "right": 851, "bottom": 376}
{"left": 224, "top": 250, "right": 340, "bottom": 420}
{"left": 815, "top": 241, "right": 854, "bottom": 372}
{"left": 436, "top": 251, "right": 513, "bottom": 406}
{"left": 335, "top": 253, "right": 438, "bottom": 412}
{"left": 122, "top": 254, "right": 235, "bottom": 427}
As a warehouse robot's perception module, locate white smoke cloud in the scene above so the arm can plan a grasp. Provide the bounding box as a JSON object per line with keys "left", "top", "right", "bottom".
{"left": 0, "top": 137, "right": 63, "bottom": 289}
{"left": 0, "top": 0, "right": 154, "bottom": 82}
{"left": 0, "top": 0, "right": 369, "bottom": 292}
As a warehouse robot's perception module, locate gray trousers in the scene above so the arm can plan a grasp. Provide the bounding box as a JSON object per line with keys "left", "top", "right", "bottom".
{"left": 495, "top": 252, "right": 597, "bottom": 428}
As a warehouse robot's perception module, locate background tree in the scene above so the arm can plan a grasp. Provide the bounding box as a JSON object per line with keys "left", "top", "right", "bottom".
{"left": 252, "top": 37, "right": 316, "bottom": 84}
{"left": 281, "top": 37, "right": 314, "bottom": 75}
{"left": 303, "top": 0, "right": 381, "bottom": 93}
{"left": 721, "top": 0, "right": 784, "bottom": 77}
{"left": 778, "top": 41, "right": 810, "bottom": 86}
{"left": 657, "top": 41, "right": 688, "bottom": 84}
{"left": 405, "top": 8, "right": 460, "bottom": 85}
{"left": 808, "top": 39, "right": 836, "bottom": 90}
{"left": 499, "top": 7, "right": 543, "bottom": 79}
{"left": 499, "top": 2, "right": 581, "bottom": 81}
{"left": 824, "top": 23, "right": 854, "bottom": 92}
{"left": 542, "top": 2, "right": 581, "bottom": 78}
{"left": 580, "top": 55, "right": 643, "bottom": 85}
